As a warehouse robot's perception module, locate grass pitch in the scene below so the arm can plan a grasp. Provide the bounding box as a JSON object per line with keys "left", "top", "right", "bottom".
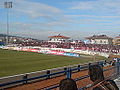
{"left": 0, "top": 49, "right": 107, "bottom": 77}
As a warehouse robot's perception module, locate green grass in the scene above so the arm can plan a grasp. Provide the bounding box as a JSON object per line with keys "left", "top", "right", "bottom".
{"left": 0, "top": 49, "right": 107, "bottom": 77}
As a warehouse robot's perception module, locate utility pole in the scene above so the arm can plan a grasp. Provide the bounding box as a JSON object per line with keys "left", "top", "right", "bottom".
{"left": 4, "top": 2, "right": 12, "bottom": 45}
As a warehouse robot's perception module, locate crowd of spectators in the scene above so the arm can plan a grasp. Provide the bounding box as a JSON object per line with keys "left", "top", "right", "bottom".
{"left": 20, "top": 41, "right": 120, "bottom": 54}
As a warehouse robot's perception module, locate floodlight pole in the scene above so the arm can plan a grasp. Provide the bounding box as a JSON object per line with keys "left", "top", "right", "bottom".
{"left": 4, "top": 2, "right": 12, "bottom": 45}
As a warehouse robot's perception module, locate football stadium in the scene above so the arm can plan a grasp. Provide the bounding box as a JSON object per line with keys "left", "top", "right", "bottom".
{"left": 0, "top": 34, "right": 120, "bottom": 90}
{"left": 0, "top": 0, "right": 120, "bottom": 90}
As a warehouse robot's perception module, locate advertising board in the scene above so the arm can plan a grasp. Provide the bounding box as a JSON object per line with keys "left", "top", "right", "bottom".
{"left": 64, "top": 52, "right": 80, "bottom": 57}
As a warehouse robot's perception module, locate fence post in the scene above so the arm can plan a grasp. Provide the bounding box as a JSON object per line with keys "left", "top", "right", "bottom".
{"left": 23, "top": 74, "right": 28, "bottom": 84}
{"left": 116, "top": 58, "right": 120, "bottom": 77}
{"left": 64, "top": 68, "right": 67, "bottom": 75}
{"left": 88, "top": 63, "right": 91, "bottom": 68}
{"left": 78, "top": 65, "right": 80, "bottom": 72}
{"left": 66, "top": 68, "right": 71, "bottom": 78}
{"left": 101, "top": 61, "right": 104, "bottom": 67}
{"left": 46, "top": 70, "right": 50, "bottom": 79}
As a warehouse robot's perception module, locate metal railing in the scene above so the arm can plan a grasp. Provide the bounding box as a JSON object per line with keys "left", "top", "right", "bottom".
{"left": 0, "top": 59, "right": 120, "bottom": 90}
{"left": 45, "top": 59, "right": 120, "bottom": 90}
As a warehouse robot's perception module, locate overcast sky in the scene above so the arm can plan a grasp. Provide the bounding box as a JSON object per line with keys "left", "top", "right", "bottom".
{"left": 0, "top": 0, "right": 120, "bottom": 40}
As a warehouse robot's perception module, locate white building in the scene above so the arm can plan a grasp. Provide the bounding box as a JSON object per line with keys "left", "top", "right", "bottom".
{"left": 48, "top": 35, "right": 70, "bottom": 43}
{"left": 86, "top": 35, "right": 113, "bottom": 44}
{"left": 113, "top": 35, "right": 120, "bottom": 45}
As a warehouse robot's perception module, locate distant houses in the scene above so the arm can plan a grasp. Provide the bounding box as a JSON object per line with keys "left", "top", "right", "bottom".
{"left": 113, "top": 35, "right": 120, "bottom": 45}
{"left": 0, "top": 34, "right": 39, "bottom": 44}
{"left": 86, "top": 35, "right": 113, "bottom": 45}
{"left": 0, "top": 33, "right": 120, "bottom": 45}
{"left": 48, "top": 34, "right": 70, "bottom": 43}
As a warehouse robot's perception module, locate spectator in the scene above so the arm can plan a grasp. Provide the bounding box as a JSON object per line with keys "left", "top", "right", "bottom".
{"left": 59, "top": 78, "right": 78, "bottom": 90}
{"left": 88, "top": 64, "right": 119, "bottom": 90}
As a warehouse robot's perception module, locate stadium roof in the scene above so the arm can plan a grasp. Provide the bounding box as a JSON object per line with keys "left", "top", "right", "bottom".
{"left": 86, "top": 35, "right": 113, "bottom": 39}
{"left": 48, "top": 35, "right": 70, "bottom": 39}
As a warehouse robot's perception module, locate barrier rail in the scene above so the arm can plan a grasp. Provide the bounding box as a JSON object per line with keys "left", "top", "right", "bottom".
{"left": 45, "top": 59, "right": 120, "bottom": 90}
{"left": 0, "top": 59, "right": 120, "bottom": 90}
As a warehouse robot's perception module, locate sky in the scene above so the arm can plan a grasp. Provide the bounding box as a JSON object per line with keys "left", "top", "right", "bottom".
{"left": 0, "top": 0, "right": 120, "bottom": 40}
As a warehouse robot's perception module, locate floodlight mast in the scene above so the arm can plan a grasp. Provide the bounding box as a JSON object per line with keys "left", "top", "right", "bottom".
{"left": 4, "top": 2, "right": 12, "bottom": 45}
